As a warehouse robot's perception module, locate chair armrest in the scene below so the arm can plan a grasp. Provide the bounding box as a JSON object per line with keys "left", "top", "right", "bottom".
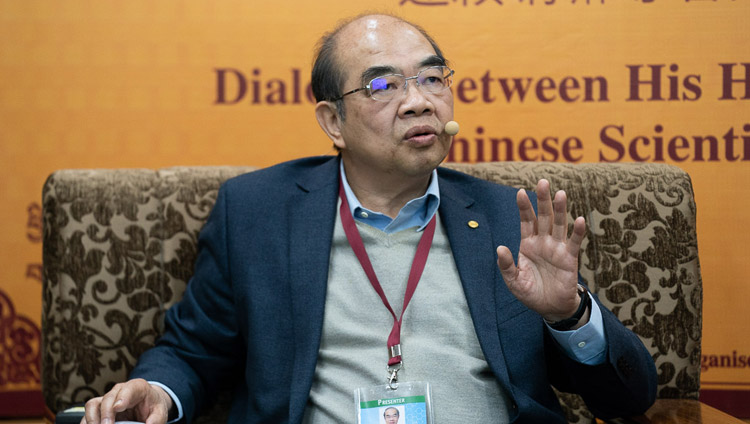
{"left": 600, "top": 399, "right": 745, "bottom": 424}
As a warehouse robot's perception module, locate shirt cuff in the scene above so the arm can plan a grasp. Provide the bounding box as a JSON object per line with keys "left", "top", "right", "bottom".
{"left": 546, "top": 293, "right": 607, "bottom": 365}
{"left": 148, "top": 381, "right": 183, "bottom": 423}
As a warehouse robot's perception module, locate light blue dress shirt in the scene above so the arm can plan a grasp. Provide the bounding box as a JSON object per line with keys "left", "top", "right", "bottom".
{"left": 339, "top": 162, "right": 440, "bottom": 234}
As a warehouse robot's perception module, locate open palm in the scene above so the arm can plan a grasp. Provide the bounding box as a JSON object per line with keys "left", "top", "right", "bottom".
{"left": 496, "top": 179, "right": 586, "bottom": 322}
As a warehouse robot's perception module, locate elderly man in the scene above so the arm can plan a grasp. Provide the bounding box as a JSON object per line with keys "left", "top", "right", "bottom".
{"left": 82, "top": 13, "right": 656, "bottom": 424}
{"left": 383, "top": 407, "right": 400, "bottom": 424}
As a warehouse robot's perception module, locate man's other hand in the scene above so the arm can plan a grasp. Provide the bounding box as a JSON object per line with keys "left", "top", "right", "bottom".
{"left": 82, "top": 378, "right": 172, "bottom": 424}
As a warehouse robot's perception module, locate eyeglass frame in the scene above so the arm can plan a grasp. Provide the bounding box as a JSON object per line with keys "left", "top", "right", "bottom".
{"left": 330, "top": 66, "right": 455, "bottom": 102}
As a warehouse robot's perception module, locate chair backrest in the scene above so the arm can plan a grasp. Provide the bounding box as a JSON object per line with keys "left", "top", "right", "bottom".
{"left": 42, "top": 161, "right": 702, "bottom": 423}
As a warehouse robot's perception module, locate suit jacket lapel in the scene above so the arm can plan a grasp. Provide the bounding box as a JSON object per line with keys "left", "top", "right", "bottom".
{"left": 286, "top": 157, "right": 340, "bottom": 422}
{"left": 438, "top": 172, "right": 525, "bottom": 389}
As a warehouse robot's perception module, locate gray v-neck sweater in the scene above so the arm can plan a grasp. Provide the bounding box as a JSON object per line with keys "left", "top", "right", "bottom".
{"left": 303, "top": 205, "right": 511, "bottom": 423}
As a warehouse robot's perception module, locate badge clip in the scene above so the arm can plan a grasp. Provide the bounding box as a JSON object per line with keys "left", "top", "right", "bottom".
{"left": 386, "top": 362, "right": 402, "bottom": 390}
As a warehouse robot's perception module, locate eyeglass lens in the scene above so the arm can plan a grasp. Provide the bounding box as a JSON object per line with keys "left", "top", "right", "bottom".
{"left": 369, "top": 66, "right": 452, "bottom": 100}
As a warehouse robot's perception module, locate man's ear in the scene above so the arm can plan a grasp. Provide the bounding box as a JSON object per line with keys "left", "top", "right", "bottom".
{"left": 315, "top": 101, "right": 346, "bottom": 150}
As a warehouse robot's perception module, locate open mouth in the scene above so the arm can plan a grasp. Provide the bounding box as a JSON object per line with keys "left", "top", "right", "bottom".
{"left": 404, "top": 126, "right": 437, "bottom": 143}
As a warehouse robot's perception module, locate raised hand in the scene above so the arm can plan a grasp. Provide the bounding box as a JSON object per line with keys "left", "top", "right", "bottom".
{"left": 496, "top": 179, "right": 587, "bottom": 326}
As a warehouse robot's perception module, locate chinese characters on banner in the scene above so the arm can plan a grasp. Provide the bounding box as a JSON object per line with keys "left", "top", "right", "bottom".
{"left": 399, "top": 0, "right": 730, "bottom": 6}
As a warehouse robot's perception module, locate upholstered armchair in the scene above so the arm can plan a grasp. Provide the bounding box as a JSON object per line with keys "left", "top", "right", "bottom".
{"left": 42, "top": 161, "right": 708, "bottom": 423}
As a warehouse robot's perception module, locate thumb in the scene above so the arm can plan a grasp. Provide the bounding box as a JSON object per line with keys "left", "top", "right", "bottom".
{"left": 496, "top": 245, "right": 518, "bottom": 290}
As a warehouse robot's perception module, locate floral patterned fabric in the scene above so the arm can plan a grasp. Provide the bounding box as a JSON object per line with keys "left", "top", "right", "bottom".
{"left": 42, "top": 161, "right": 702, "bottom": 423}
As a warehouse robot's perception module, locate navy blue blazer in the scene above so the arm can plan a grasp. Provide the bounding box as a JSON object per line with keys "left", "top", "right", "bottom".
{"left": 132, "top": 155, "right": 657, "bottom": 423}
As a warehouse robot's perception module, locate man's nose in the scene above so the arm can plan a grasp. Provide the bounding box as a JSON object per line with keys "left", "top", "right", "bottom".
{"left": 399, "top": 79, "right": 434, "bottom": 116}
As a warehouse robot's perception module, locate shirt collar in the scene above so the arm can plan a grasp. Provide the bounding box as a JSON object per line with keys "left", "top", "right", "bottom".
{"left": 339, "top": 161, "right": 440, "bottom": 233}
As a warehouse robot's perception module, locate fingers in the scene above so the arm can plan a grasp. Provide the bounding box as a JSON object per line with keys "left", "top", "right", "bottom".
{"left": 566, "top": 216, "right": 586, "bottom": 257}
{"left": 85, "top": 391, "right": 116, "bottom": 424}
{"left": 535, "top": 179, "right": 553, "bottom": 236}
{"left": 496, "top": 245, "right": 518, "bottom": 290}
{"left": 100, "top": 380, "right": 142, "bottom": 423}
{"left": 532, "top": 179, "right": 570, "bottom": 242}
{"left": 83, "top": 379, "right": 158, "bottom": 424}
{"left": 551, "top": 190, "right": 568, "bottom": 241}
{"left": 98, "top": 391, "right": 121, "bottom": 422}
{"left": 517, "top": 178, "right": 586, "bottom": 251}
{"left": 516, "top": 188, "right": 536, "bottom": 239}
{"left": 83, "top": 397, "right": 101, "bottom": 424}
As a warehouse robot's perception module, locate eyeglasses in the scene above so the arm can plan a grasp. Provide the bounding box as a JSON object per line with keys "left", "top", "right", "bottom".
{"left": 331, "top": 66, "right": 454, "bottom": 102}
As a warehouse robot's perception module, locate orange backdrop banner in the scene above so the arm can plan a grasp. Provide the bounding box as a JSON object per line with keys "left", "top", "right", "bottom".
{"left": 1, "top": 0, "right": 748, "bottom": 416}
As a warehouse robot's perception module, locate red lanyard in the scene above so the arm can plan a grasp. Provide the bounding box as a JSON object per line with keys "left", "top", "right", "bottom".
{"left": 338, "top": 179, "right": 436, "bottom": 366}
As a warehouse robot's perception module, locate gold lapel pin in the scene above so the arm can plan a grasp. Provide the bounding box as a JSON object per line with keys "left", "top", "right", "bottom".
{"left": 468, "top": 220, "right": 479, "bottom": 229}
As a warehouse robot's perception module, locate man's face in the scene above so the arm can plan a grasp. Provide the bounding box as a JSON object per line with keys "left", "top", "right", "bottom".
{"left": 333, "top": 16, "right": 454, "bottom": 182}
{"left": 384, "top": 407, "right": 400, "bottom": 424}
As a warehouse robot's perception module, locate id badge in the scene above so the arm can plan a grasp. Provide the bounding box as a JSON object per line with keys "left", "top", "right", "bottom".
{"left": 355, "top": 381, "right": 434, "bottom": 424}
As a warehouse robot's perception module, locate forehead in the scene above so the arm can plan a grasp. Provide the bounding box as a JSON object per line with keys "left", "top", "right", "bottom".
{"left": 336, "top": 16, "right": 437, "bottom": 76}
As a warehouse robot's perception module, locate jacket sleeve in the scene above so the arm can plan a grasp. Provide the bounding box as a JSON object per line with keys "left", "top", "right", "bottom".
{"left": 545, "top": 291, "right": 658, "bottom": 419}
{"left": 130, "top": 184, "right": 243, "bottom": 423}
